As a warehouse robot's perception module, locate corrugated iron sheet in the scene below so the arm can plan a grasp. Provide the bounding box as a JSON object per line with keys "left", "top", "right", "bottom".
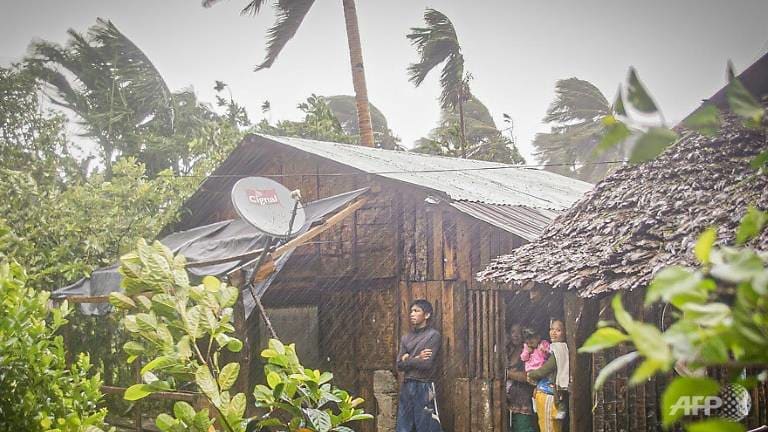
{"left": 257, "top": 134, "right": 592, "bottom": 211}
{"left": 449, "top": 201, "right": 558, "bottom": 241}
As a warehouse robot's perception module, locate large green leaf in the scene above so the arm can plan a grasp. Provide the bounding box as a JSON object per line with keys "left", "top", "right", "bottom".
{"left": 613, "top": 294, "right": 672, "bottom": 366}
{"left": 124, "top": 383, "right": 155, "bottom": 401}
{"left": 155, "top": 413, "right": 178, "bottom": 431}
{"left": 683, "top": 105, "right": 721, "bottom": 137}
{"left": 750, "top": 149, "right": 768, "bottom": 171}
{"left": 141, "top": 355, "right": 179, "bottom": 375}
{"left": 593, "top": 351, "right": 639, "bottom": 390}
{"left": 135, "top": 313, "right": 158, "bottom": 333}
{"left": 109, "top": 292, "right": 136, "bottom": 309}
{"left": 173, "top": 401, "right": 196, "bottom": 424}
{"left": 661, "top": 377, "right": 719, "bottom": 427}
{"left": 680, "top": 302, "right": 732, "bottom": 327}
{"left": 735, "top": 206, "right": 767, "bottom": 245}
{"left": 229, "top": 392, "right": 246, "bottom": 418}
{"left": 711, "top": 249, "right": 764, "bottom": 283}
{"left": 626, "top": 68, "right": 658, "bottom": 113}
{"left": 123, "top": 341, "right": 145, "bottom": 356}
{"left": 578, "top": 327, "right": 629, "bottom": 353}
{"left": 195, "top": 365, "right": 220, "bottom": 403}
{"left": 629, "top": 127, "right": 678, "bottom": 163}
{"left": 645, "top": 266, "right": 708, "bottom": 307}
{"left": 726, "top": 76, "right": 764, "bottom": 128}
{"left": 218, "top": 363, "right": 240, "bottom": 391}
{"left": 613, "top": 85, "right": 626, "bottom": 116}
{"left": 305, "top": 408, "right": 332, "bottom": 432}
{"left": 267, "top": 371, "right": 281, "bottom": 389}
{"left": 694, "top": 228, "right": 717, "bottom": 265}
{"left": 595, "top": 115, "right": 632, "bottom": 155}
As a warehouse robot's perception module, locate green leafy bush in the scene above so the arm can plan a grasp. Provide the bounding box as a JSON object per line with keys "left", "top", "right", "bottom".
{"left": 112, "top": 239, "right": 372, "bottom": 432}
{"left": 0, "top": 260, "right": 107, "bottom": 431}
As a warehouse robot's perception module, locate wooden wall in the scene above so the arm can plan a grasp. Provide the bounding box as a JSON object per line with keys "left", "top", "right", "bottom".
{"left": 219, "top": 145, "right": 528, "bottom": 432}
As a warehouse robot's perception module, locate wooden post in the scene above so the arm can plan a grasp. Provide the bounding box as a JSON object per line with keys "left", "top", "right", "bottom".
{"left": 564, "top": 291, "right": 599, "bottom": 432}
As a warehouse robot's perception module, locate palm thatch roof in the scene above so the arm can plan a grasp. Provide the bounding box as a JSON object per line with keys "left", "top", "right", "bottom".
{"left": 477, "top": 55, "right": 768, "bottom": 298}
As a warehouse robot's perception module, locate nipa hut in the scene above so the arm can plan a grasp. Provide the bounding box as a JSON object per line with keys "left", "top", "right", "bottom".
{"left": 478, "top": 53, "right": 768, "bottom": 431}
{"left": 58, "top": 135, "right": 591, "bottom": 432}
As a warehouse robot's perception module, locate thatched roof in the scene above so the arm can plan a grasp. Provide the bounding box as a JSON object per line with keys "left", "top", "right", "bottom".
{"left": 477, "top": 57, "right": 768, "bottom": 298}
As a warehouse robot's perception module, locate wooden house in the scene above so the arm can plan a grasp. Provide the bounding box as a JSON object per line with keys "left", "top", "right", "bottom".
{"left": 173, "top": 135, "right": 591, "bottom": 432}
{"left": 478, "top": 53, "right": 768, "bottom": 431}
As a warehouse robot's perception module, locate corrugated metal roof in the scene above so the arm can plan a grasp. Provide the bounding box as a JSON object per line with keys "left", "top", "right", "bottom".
{"left": 449, "top": 201, "right": 559, "bottom": 241}
{"left": 257, "top": 134, "right": 592, "bottom": 211}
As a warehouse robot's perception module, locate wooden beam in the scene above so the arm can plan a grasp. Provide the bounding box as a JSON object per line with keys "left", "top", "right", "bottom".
{"left": 60, "top": 295, "right": 111, "bottom": 304}
{"left": 272, "top": 197, "right": 368, "bottom": 257}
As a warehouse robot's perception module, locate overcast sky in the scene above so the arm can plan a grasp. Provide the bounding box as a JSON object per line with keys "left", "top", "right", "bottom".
{"left": 2, "top": 0, "right": 767, "bottom": 163}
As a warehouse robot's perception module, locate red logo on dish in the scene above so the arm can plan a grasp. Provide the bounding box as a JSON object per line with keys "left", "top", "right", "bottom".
{"left": 247, "top": 189, "right": 280, "bottom": 205}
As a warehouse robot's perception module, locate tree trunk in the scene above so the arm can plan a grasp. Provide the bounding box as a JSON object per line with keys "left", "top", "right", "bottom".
{"left": 458, "top": 95, "right": 468, "bottom": 158}
{"left": 341, "top": 0, "right": 375, "bottom": 147}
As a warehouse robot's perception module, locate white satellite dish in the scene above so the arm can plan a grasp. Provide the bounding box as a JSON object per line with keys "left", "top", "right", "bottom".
{"left": 231, "top": 177, "right": 305, "bottom": 239}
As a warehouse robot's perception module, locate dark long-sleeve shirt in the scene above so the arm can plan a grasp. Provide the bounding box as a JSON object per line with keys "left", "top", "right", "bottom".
{"left": 396, "top": 326, "right": 441, "bottom": 382}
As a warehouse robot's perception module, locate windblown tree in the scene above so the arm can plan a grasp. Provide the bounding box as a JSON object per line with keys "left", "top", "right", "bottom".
{"left": 25, "top": 19, "right": 188, "bottom": 177}
{"left": 533, "top": 77, "right": 627, "bottom": 182}
{"left": 407, "top": 8, "right": 472, "bottom": 157}
{"left": 202, "top": 0, "right": 376, "bottom": 147}
{"left": 414, "top": 95, "right": 525, "bottom": 164}
{"left": 324, "top": 95, "right": 401, "bottom": 149}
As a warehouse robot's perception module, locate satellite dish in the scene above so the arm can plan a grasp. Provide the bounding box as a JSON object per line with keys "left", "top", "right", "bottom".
{"left": 231, "top": 177, "right": 305, "bottom": 239}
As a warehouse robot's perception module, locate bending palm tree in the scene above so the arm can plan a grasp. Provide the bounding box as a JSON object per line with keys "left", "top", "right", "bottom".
{"left": 533, "top": 78, "right": 627, "bottom": 182}
{"left": 203, "top": 0, "right": 375, "bottom": 147}
{"left": 26, "top": 19, "right": 176, "bottom": 177}
{"left": 407, "top": 8, "right": 470, "bottom": 157}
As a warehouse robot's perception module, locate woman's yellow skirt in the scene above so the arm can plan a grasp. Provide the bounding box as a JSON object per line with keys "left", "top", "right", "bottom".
{"left": 533, "top": 388, "right": 562, "bottom": 432}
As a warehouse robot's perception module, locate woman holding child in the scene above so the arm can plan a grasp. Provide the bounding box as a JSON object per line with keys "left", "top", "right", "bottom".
{"left": 526, "top": 319, "right": 570, "bottom": 432}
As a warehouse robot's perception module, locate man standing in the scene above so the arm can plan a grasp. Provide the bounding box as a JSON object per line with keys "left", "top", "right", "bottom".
{"left": 395, "top": 299, "right": 443, "bottom": 432}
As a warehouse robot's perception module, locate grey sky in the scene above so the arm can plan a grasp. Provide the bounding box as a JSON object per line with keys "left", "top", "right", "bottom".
{"left": 2, "top": 0, "right": 767, "bottom": 163}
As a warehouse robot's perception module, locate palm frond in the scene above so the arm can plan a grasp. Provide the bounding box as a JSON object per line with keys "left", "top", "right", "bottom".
{"left": 543, "top": 77, "right": 610, "bottom": 124}
{"left": 89, "top": 18, "right": 174, "bottom": 129}
{"left": 201, "top": 0, "right": 268, "bottom": 15}
{"left": 240, "top": 0, "right": 269, "bottom": 15}
{"left": 255, "top": 0, "right": 316, "bottom": 70}
{"left": 407, "top": 8, "right": 465, "bottom": 109}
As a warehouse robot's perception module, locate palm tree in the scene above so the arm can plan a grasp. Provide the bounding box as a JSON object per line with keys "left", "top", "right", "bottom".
{"left": 407, "top": 8, "right": 471, "bottom": 157}
{"left": 26, "top": 19, "right": 178, "bottom": 177}
{"left": 532, "top": 78, "right": 627, "bottom": 182}
{"left": 203, "top": 0, "right": 375, "bottom": 147}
